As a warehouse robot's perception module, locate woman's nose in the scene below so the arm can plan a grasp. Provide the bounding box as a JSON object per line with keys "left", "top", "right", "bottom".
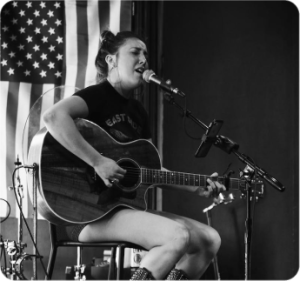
{"left": 139, "top": 55, "right": 147, "bottom": 64}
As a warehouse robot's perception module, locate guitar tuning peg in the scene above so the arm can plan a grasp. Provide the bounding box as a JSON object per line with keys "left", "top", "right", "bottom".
{"left": 228, "top": 193, "right": 234, "bottom": 201}
{"left": 219, "top": 193, "right": 225, "bottom": 200}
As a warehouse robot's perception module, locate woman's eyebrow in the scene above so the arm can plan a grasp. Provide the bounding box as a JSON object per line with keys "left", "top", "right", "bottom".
{"left": 131, "top": 47, "right": 148, "bottom": 55}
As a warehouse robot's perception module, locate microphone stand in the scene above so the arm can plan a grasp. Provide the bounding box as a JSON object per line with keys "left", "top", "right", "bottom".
{"left": 163, "top": 92, "right": 285, "bottom": 280}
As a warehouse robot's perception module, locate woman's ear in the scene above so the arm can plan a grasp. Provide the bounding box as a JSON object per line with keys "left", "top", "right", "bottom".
{"left": 105, "top": 54, "right": 117, "bottom": 68}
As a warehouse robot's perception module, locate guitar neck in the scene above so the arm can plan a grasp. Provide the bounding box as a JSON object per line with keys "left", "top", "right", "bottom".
{"left": 141, "top": 168, "right": 244, "bottom": 191}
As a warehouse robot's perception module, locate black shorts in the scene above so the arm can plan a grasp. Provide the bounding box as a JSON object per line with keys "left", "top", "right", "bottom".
{"left": 62, "top": 206, "right": 130, "bottom": 242}
{"left": 64, "top": 223, "right": 88, "bottom": 242}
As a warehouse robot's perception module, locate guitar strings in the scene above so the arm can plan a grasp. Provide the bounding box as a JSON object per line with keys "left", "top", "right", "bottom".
{"left": 119, "top": 166, "right": 244, "bottom": 182}
{"left": 116, "top": 167, "right": 246, "bottom": 190}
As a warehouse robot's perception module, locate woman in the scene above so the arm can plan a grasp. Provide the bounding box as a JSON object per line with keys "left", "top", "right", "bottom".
{"left": 43, "top": 30, "right": 225, "bottom": 280}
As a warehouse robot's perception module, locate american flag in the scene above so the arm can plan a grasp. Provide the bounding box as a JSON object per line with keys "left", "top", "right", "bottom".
{"left": 0, "top": 0, "right": 132, "bottom": 219}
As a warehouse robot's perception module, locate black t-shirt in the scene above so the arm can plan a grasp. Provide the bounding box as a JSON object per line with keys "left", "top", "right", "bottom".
{"left": 73, "top": 80, "right": 151, "bottom": 142}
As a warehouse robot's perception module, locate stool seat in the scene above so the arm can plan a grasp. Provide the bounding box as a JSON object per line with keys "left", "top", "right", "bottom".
{"left": 46, "top": 223, "right": 145, "bottom": 280}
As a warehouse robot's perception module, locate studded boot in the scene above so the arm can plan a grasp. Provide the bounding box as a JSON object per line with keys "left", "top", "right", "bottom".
{"left": 130, "top": 267, "right": 155, "bottom": 280}
{"left": 165, "top": 268, "right": 188, "bottom": 280}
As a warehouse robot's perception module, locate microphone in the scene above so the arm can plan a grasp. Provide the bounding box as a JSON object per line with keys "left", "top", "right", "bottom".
{"left": 142, "top": 70, "right": 185, "bottom": 97}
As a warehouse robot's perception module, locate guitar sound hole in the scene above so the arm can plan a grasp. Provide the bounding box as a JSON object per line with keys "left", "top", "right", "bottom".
{"left": 117, "top": 159, "right": 141, "bottom": 192}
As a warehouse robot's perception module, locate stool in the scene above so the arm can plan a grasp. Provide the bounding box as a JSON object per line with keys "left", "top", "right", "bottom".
{"left": 46, "top": 223, "right": 145, "bottom": 280}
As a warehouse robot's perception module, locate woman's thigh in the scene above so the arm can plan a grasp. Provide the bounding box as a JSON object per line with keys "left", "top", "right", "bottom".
{"left": 78, "top": 207, "right": 188, "bottom": 249}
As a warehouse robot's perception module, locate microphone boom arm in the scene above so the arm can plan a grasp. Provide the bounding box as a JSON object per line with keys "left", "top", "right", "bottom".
{"left": 163, "top": 91, "right": 285, "bottom": 192}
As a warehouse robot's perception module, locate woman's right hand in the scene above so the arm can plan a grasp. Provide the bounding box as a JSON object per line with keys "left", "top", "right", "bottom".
{"left": 94, "top": 156, "right": 127, "bottom": 187}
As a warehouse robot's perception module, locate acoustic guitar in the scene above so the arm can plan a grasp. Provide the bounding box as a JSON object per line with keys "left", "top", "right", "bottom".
{"left": 27, "top": 119, "right": 262, "bottom": 225}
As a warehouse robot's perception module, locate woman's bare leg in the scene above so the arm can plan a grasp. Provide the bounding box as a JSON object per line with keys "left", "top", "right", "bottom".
{"left": 150, "top": 210, "right": 221, "bottom": 279}
{"left": 79, "top": 208, "right": 191, "bottom": 279}
{"left": 79, "top": 208, "right": 221, "bottom": 279}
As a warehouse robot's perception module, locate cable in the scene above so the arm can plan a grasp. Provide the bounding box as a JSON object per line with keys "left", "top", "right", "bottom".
{"left": 182, "top": 96, "right": 202, "bottom": 140}
{"left": 12, "top": 165, "right": 49, "bottom": 278}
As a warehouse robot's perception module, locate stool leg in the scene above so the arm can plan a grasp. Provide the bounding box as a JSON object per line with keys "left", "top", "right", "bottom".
{"left": 117, "top": 245, "right": 125, "bottom": 280}
{"left": 108, "top": 247, "right": 116, "bottom": 280}
{"left": 77, "top": 246, "right": 82, "bottom": 266}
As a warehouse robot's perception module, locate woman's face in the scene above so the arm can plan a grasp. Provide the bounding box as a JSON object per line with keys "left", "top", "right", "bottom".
{"left": 113, "top": 38, "right": 148, "bottom": 91}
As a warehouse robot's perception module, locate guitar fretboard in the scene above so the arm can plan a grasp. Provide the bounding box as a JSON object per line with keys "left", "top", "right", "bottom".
{"left": 141, "top": 168, "right": 244, "bottom": 190}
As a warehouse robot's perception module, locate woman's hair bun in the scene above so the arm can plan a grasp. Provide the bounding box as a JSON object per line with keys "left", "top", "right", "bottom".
{"left": 101, "top": 30, "right": 115, "bottom": 47}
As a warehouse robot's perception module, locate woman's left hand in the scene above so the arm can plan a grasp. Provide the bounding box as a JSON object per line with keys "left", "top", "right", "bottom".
{"left": 203, "top": 172, "right": 226, "bottom": 198}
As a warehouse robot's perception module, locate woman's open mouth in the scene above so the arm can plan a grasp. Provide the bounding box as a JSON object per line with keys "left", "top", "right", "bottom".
{"left": 135, "top": 68, "right": 145, "bottom": 74}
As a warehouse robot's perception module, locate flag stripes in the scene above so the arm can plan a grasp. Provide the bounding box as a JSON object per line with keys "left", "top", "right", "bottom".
{"left": 98, "top": 0, "right": 110, "bottom": 33}
{"left": 109, "top": 0, "right": 121, "bottom": 34}
{"left": 85, "top": 1, "right": 101, "bottom": 87}
{"left": 0, "top": 0, "right": 132, "bottom": 219}
{"left": 0, "top": 82, "right": 9, "bottom": 217}
{"left": 6, "top": 82, "right": 20, "bottom": 218}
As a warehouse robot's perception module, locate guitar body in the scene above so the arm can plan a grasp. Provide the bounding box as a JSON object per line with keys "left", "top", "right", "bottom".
{"left": 27, "top": 119, "right": 161, "bottom": 225}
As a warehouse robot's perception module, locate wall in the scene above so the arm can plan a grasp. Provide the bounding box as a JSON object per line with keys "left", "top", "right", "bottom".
{"left": 162, "top": 1, "right": 298, "bottom": 279}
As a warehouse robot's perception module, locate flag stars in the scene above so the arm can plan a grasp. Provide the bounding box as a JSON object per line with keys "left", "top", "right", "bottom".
{"left": 26, "top": 1, "right": 32, "bottom": 8}
{"left": 33, "top": 61, "right": 40, "bottom": 68}
{"left": 41, "top": 36, "right": 48, "bottom": 43}
{"left": 4, "top": 9, "right": 10, "bottom": 15}
{"left": 40, "top": 70, "right": 47, "bottom": 77}
{"left": 27, "top": 18, "right": 33, "bottom": 26}
{"left": 55, "top": 71, "right": 62, "bottom": 78}
{"left": 9, "top": 51, "right": 16, "bottom": 58}
{"left": 10, "top": 35, "right": 17, "bottom": 41}
{"left": 48, "top": 45, "right": 55, "bottom": 52}
{"left": 55, "top": 19, "right": 62, "bottom": 26}
{"left": 24, "top": 70, "right": 31, "bottom": 76}
{"left": 34, "top": 27, "right": 41, "bottom": 34}
{"left": 26, "top": 53, "right": 32, "bottom": 59}
{"left": 2, "top": 1, "right": 64, "bottom": 82}
{"left": 7, "top": 68, "right": 15, "bottom": 75}
{"left": 33, "top": 44, "right": 40, "bottom": 52}
{"left": 56, "top": 54, "right": 63, "bottom": 61}
{"left": 40, "top": 2, "right": 46, "bottom": 9}
{"left": 19, "top": 27, "right": 26, "bottom": 34}
{"left": 56, "top": 36, "right": 63, "bottom": 44}
{"left": 2, "top": 26, "right": 9, "bottom": 32}
{"left": 2, "top": 42, "right": 8, "bottom": 49}
{"left": 19, "top": 10, "right": 25, "bottom": 17}
{"left": 33, "top": 10, "right": 40, "bottom": 17}
{"left": 48, "top": 28, "right": 55, "bottom": 35}
{"left": 48, "top": 62, "right": 55, "bottom": 69}
{"left": 40, "top": 53, "right": 47, "bottom": 60}
{"left": 47, "top": 10, "right": 54, "bottom": 17}
{"left": 17, "top": 61, "right": 23, "bottom": 67}
{"left": 1, "top": 59, "right": 8, "bottom": 66}
{"left": 26, "top": 36, "right": 33, "bottom": 43}
{"left": 41, "top": 19, "right": 47, "bottom": 26}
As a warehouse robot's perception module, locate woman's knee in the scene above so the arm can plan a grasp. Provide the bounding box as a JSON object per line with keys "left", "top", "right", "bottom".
{"left": 200, "top": 226, "right": 221, "bottom": 255}
{"left": 166, "top": 225, "right": 191, "bottom": 255}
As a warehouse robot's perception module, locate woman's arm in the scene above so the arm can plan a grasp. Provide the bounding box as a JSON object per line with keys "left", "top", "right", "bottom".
{"left": 42, "top": 96, "right": 126, "bottom": 187}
